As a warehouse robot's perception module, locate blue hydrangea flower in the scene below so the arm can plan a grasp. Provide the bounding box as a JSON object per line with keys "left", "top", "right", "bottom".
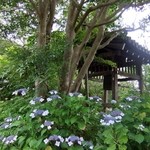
{"left": 30, "top": 109, "right": 49, "bottom": 118}
{"left": 49, "top": 90, "right": 58, "bottom": 95}
{"left": 12, "top": 88, "right": 28, "bottom": 96}
{"left": 46, "top": 95, "right": 61, "bottom": 102}
{"left": 125, "top": 97, "right": 133, "bottom": 101}
{"left": 4, "top": 116, "right": 21, "bottom": 122}
{"left": 2, "top": 135, "right": 17, "bottom": 145}
{"left": 68, "top": 92, "right": 83, "bottom": 97}
{"left": 110, "top": 110, "right": 124, "bottom": 122}
{"left": 41, "top": 120, "right": 54, "bottom": 130}
{"left": 100, "top": 109, "right": 124, "bottom": 126}
{"left": 89, "top": 96, "right": 102, "bottom": 102}
{"left": 111, "top": 100, "right": 117, "bottom": 104}
{"left": 65, "top": 135, "right": 84, "bottom": 146}
{"left": 29, "top": 97, "right": 44, "bottom": 105}
{"left": 0, "top": 123, "right": 11, "bottom": 129}
{"left": 100, "top": 114, "right": 116, "bottom": 126}
{"left": 44, "top": 135, "right": 64, "bottom": 147}
{"left": 4, "top": 117, "right": 13, "bottom": 123}
{"left": 119, "top": 103, "right": 131, "bottom": 110}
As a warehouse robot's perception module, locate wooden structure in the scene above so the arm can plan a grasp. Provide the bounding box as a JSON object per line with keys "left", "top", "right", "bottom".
{"left": 85, "top": 35, "right": 150, "bottom": 102}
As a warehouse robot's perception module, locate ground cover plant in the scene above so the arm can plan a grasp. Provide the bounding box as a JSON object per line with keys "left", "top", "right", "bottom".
{"left": 0, "top": 88, "right": 150, "bottom": 150}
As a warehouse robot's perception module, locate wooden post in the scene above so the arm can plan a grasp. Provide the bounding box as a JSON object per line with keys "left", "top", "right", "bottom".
{"left": 137, "top": 65, "right": 143, "bottom": 94}
{"left": 112, "top": 68, "right": 118, "bottom": 100}
{"left": 104, "top": 90, "right": 108, "bottom": 104}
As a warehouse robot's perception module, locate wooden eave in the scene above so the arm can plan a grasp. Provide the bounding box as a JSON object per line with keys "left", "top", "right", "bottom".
{"left": 90, "top": 35, "right": 150, "bottom": 70}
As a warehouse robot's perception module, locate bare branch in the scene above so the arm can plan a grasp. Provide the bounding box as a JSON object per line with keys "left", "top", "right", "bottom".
{"left": 29, "top": 0, "right": 40, "bottom": 17}
{"left": 73, "top": 0, "right": 85, "bottom": 27}
{"left": 89, "top": 0, "right": 119, "bottom": 11}
{"left": 99, "top": 32, "right": 119, "bottom": 49}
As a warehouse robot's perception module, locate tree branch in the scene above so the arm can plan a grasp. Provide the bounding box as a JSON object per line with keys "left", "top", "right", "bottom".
{"left": 73, "top": 0, "right": 85, "bottom": 28}
{"left": 99, "top": 32, "right": 119, "bottom": 49}
{"left": 90, "top": 3, "right": 129, "bottom": 29}
{"left": 75, "top": 0, "right": 119, "bottom": 32}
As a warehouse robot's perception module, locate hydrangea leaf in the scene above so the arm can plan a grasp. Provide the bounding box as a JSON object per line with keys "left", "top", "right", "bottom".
{"left": 107, "top": 144, "right": 116, "bottom": 150}
{"left": 70, "top": 117, "right": 77, "bottom": 124}
{"left": 78, "top": 121, "right": 86, "bottom": 130}
{"left": 45, "top": 146, "right": 52, "bottom": 150}
{"left": 134, "top": 134, "right": 144, "bottom": 144}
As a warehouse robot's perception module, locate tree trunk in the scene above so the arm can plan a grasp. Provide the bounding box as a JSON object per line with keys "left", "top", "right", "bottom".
{"left": 71, "top": 26, "right": 105, "bottom": 92}
{"left": 33, "top": 0, "right": 56, "bottom": 98}
{"left": 59, "top": 1, "right": 76, "bottom": 94}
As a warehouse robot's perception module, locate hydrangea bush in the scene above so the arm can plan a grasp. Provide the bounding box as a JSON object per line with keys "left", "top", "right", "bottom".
{"left": 0, "top": 89, "right": 150, "bottom": 150}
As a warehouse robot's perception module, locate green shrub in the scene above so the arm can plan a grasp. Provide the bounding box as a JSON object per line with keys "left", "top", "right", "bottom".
{"left": 0, "top": 89, "right": 150, "bottom": 150}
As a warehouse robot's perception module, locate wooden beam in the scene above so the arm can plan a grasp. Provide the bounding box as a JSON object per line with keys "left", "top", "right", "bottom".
{"left": 118, "top": 78, "right": 137, "bottom": 82}
{"left": 97, "top": 51, "right": 121, "bottom": 57}
{"left": 107, "top": 43, "right": 126, "bottom": 50}
{"left": 88, "top": 71, "right": 112, "bottom": 78}
{"left": 118, "top": 71, "right": 140, "bottom": 80}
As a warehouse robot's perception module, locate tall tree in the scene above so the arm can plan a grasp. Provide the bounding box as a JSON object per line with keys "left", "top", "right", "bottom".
{"left": 0, "top": 0, "right": 150, "bottom": 95}
{"left": 60, "top": 0, "right": 150, "bottom": 93}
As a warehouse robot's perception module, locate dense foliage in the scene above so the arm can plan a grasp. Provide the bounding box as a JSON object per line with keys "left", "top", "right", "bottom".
{"left": 0, "top": 88, "right": 150, "bottom": 150}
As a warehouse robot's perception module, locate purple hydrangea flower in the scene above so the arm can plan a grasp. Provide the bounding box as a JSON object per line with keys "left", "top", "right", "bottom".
{"left": 89, "top": 96, "right": 102, "bottom": 102}
{"left": 100, "top": 115, "right": 116, "bottom": 126}
{"left": 12, "top": 88, "right": 28, "bottom": 96}
{"left": 41, "top": 120, "right": 54, "bottom": 130}
{"left": 100, "top": 109, "right": 124, "bottom": 126}
{"left": 29, "top": 97, "right": 44, "bottom": 105}
{"left": 49, "top": 90, "right": 58, "bottom": 95}
{"left": 2, "top": 135, "right": 17, "bottom": 145}
{"left": 46, "top": 95, "right": 61, "bottom": 102}
{"left": 125, "top": 97, "right": 133, "bottom": 101}
{"left": 4, "top": 117, "right": 13, "bottom": 123}
{"left": 111, "top": 100, "right": 117, "bottom": 104}
{"left": 4, "top": 116, "right": 21, "bottom": 122}
{"left": 110, "top": 110, "right": 124, "bottom": 117}
{"left": 110, "top": 110, "right": 124, "bottom": 122}
{"left": 30, "top": 109, "right": 49, "bottom": 118}
{"left": 66, "top": 135, "right": 84, "bottom": 146}
{"left": 0, "top": 123, "right": 11, "bottom": 129}
{"left": 68, "top": 92, "right": 83, "bottom": 97}
{"left": 119, "top": 103, "right": 131, "bottom": 110}
{"left": 44, "top": 135, "right": 64, "bottom": 147}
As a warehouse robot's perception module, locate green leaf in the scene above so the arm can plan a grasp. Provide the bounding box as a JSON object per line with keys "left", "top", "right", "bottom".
{"left": 41, "top": 129, "right": 47, "bottom": 136}
{"left": 29, "top": 138, "right": 38, "bottom": 148}
{"left": 134, "top": 134, "right": 144, "bottom": 144}
{"left": 118, "top": 145, "right": 127, "bottom": 150}
{"left": 65, "top": 119, "right": 70, "bottom": 125}
{"left": 18, "top": 136, "right": 26, "bottom": 145}
{"left": 118, "top": 135, "right": 128, "bottom": 144}
{"left": 78, "top": 121, "right": 86, "bottom": 130}
{"left": 11, "top": 120, "right": 21, "bottom": 127}
{"left": 45, "top": 146, "right": 52, "bottom": 150}
{"left": 70, "top": 117, "right": 77, "bottom": 124}
{"left": 107, "top": 144, "right": 116, "bottom": 150}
